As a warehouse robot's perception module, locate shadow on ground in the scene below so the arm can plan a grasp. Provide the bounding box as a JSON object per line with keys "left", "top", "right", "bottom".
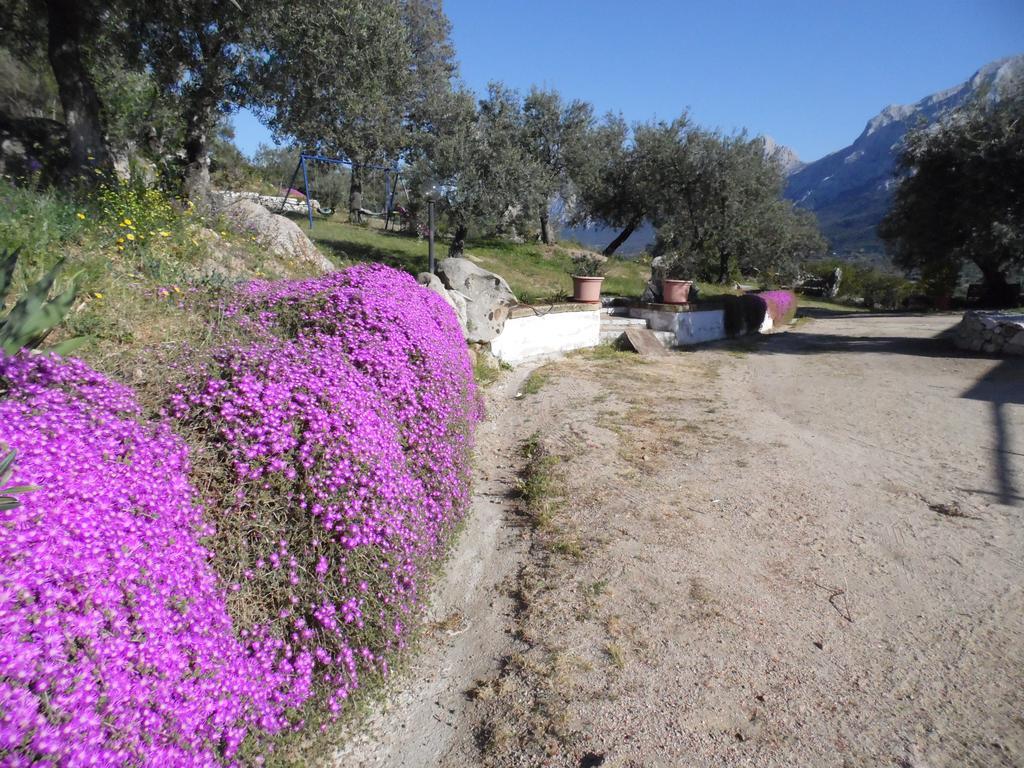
{"left": 723, "top": 322, "right": 1024, "bottom": 508}
{"left": 961, "top": 360, "right": 1024, "bottom": 506}
{"left": 316, "top": 237, "right": 428, "bottom": 274}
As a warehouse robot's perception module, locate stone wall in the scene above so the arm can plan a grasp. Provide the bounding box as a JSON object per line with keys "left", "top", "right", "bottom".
{"left": 953, "top": 311, "right": 1024, "bottom": 356}
{"left": 218, "top": 189, "right": 319, "bottom": 216}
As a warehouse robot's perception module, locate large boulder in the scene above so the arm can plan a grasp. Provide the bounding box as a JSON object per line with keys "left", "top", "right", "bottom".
{"left": 417, "top": 272, "right": 467, "bottom": 336}
{"left": 436, "top": 258, "right": 517, "bottom": 342}
{"left": 217, "top": 198, "right": 334, "bottom": 273}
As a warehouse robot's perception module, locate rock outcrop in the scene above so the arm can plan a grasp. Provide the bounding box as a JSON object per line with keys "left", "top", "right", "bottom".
{"left": 953, "top": 311, "right": 1024, "bottom": 356}
{"left": 436, "top": 258, "right": 517, "bottom": 343}
{"left": 216, "top": 197, "right": 334, "bottom": 274}
{"left": 641, "top": 255, "right": 667, "bottom": 303}
{"left": 417, "top": 272, "right": 468, "bottom": 336}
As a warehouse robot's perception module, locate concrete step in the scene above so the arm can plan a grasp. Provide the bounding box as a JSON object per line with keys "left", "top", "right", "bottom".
{"left": 601, "top": 328, "right": 675, "bottom": 346}
{"left": 652, "top": 331, "right": 676, "bottom": 347}
{"left": 601, "top": 307, "right": 632, "bottom": 316}
{"left": 600, "top": 317, "right": 649, "bottom": 328}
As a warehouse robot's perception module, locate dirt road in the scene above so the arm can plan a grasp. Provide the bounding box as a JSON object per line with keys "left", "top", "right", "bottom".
{"left": 337, "top": 313, "right": 1024, "bottom": 768}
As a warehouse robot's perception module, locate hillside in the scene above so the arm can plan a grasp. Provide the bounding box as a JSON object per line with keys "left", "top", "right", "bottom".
{"left": 785, "top": 55, "right": 1024, "bottom": 258}
{"left": 300, "top": 217, "right": 651, "bottom": 302}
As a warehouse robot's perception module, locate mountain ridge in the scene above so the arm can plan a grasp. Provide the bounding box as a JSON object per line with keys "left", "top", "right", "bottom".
{"left": 784, "top": 54, "right": 1024, "bottom": 258}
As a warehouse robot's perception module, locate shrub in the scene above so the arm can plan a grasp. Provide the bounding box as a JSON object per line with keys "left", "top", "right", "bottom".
{"left": 170, "top": 263, "right": 479, "bottom": 727}
{"left": 568, "top": 253, "right": 606, "bottom": 277}
{"left": 722, "top": 293, "right": 767, "bottom": 337}
{"left": 0, "top": 353, "right": 279, "bottom": 765}
{"left": 758, "top": 290, "right": 797, "bottom": 325}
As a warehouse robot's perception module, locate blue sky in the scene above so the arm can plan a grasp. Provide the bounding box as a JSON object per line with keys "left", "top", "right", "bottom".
{"left": 232, "top": 0, "right": 1023, "bottom": 162}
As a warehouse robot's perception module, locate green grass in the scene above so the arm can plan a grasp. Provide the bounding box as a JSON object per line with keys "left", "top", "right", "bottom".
{"left": 795, "top": 295, "right": 870, "bottom": 314}
{"left": 517, "top": 433, "right": 562, "bottom": 531}
{"left": 298, "top": 216, "right": 649, "bottom": 302}
{"left": 520, "top": 369, "right": 548, "bottom": 395}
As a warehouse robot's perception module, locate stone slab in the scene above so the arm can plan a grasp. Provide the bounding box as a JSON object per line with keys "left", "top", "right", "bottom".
{"left": 622, "top": 327, "right": 670, "bottom": 356}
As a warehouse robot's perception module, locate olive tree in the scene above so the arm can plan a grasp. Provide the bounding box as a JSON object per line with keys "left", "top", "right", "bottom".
{"left": 255, "top": 0, "right": 456, "bottom": 218}
{"left": 412, "top": 83, "right": 546, "bottom": 256}
{"left": 654, "top": 130, "right": 826, "bottom": 283}
{"left": 522, "top": 87, "right": 594, "bottom": 244}
{"left": 879, "top": 89, "right": 1024, "bottom": 304}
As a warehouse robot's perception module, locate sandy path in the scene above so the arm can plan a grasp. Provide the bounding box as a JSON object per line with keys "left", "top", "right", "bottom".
{"left": 337, "top": 313, "right": 1024, "bottom": 768}
{"left": 334, "top": 366, "right": 539, "bottom": 766}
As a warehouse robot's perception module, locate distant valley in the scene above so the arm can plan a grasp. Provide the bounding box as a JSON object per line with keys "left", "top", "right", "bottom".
{"left": 564, "top": 54, "right": 1024, "bottom": 262}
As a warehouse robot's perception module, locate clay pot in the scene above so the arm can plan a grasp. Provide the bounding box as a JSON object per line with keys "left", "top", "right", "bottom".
{"left": 572, "top": 276, "right": 604, "bottom": 303}
{"left": 662, "top": 279, "right": 693, "bottom": 304}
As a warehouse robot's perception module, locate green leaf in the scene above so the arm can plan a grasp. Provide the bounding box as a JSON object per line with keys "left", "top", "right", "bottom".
{"left": 0, "top": 260, "right": 74, "bottom": 353}
{"left": 0, "top": 449, "right": 15, "bottom": 486}
{"left": 0, "top": 498, "right": 21, "bottom": 511}
{"left": 50, "top": 336, "right": 92, "bottom": 356}
{"left": 0, "top": 247, "right": 20, "bottom": 308}
{"left": 0, "top": 485, "right": 39, "bottom": 495}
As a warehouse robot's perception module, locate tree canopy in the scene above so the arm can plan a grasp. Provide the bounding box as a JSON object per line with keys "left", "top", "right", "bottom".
{"left": 879, "top": 88, "right": 1024, "bottom": 304}
{"left": 653, "top": 129, "right": 826, "bottom": 283}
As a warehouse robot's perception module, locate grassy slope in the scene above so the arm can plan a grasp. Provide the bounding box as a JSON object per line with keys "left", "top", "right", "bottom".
{"left": 0, "top": 182, "right": 326, "bottom": 395}
{"left": 300, "top": 216, "right": 649, "bottom": 302}
{"left": 301, "top": 217, "right": 867, "bottom": 315}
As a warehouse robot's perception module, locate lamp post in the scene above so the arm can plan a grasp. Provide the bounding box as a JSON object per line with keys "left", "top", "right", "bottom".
{"left": 424, "top": 183, "right": 441, "bottom": 274}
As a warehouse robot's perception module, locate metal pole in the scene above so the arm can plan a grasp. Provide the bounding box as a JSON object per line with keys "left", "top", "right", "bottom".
{"left": 428, "top": 199, "right": 435, "bottom": 274}
{"left": 281, "top": 159, "right": 302, "bottom": 214}
{"left": 301, "top": 155, "right": 314, "bottom": 230}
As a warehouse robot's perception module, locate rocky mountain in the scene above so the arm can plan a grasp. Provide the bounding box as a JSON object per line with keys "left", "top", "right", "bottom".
{"left": 760, "top": 135, "right": 805, "bottom": 175}
{"left": 785, "top": 55, "right": 1024, "bottom": 259}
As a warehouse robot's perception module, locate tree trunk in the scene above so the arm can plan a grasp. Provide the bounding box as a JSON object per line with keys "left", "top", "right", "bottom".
{"left": 540, "top": 210, "right": 552, "bottom": 245}
{"left": 348, "top": 163, "right": 363, "bottom": 223}
{"left": 976, "top": 261, "right": 1014, "bottom": 307}
{"left": 182, "top": 111, "right": 212, "bottom": 207}
{"left": 603, "top": 216, "right": 641, "bottom": 256}
{"left": 44, "top": 0, "right": 112, "bottom": 180}
{"left": 448, "top": 224, "right": 468, "bottom": 258}
{"left": 717, "top": 249, "right": 731, "bottom": 284}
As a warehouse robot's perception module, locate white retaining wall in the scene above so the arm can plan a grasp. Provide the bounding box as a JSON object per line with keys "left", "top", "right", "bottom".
{"left": 620, "top": 306, "right": 730, "bottom": 346}
{"left": 490, "top": 308, "right": 601, "bottom": 365}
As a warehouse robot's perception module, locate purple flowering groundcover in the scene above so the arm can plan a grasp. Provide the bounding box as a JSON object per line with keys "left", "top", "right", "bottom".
{"left": 0, "top": 264, "right": 478, "bottom": 765}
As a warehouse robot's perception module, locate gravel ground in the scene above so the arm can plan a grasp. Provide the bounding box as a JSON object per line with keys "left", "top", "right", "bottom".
{"left": 336, "top": 313, "right": 1024, "bottom": 768}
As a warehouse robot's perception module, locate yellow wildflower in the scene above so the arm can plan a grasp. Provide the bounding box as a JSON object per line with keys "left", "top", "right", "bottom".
{"left": 92, "top": 292, "right": 103, "bottom": 299}
{"left": 76, "top": 212, "right": 86, "bottom": 220}
{"left": 123, "top": 218, "right": 133, "bottom": 227}
{"left": 117, "top": 237, "right": 125, "bottom": 244}
{"left": 160, "top": 231, "right": 171, "bottom": 237}
{"left": 220, "top": 231, "right": 228, "bottom": 237}
{"left": 126, "top": 233, "right": 135, "bottom": 241}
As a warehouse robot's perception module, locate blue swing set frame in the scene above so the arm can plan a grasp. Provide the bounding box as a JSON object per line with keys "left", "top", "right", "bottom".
{"left": 281, "top": 153, "right": 401, "bottom": 231}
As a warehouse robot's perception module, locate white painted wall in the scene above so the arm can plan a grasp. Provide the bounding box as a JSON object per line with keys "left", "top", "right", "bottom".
{"left": 676, "top": 309, "right": 726, "bottom": 345}
{"left": 619, "top": 306, "right": 727, "bottom": 346}
{"left": 490, "top": 309, "right": 601, "bottom": 365}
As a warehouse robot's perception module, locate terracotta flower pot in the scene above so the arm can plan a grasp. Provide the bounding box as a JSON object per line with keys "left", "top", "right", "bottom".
{"left": 572, "top": 276, "right": 604, "bottom": 303}
{"left": 662, "top": 279, "right": 693, "bottom": 304}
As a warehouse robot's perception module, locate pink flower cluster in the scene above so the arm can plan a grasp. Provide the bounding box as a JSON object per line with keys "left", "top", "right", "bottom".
{"left": 758, "top": 290, "right": 797, "bottom": 324}
{"left": 0, "top": 264, "right": 478, "bottom": 764}
{"left": 0, "top": 354, "right": 275, "bottom": 765}
{"left": 171, "top": 264, "right": 479, "bottom": 727}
